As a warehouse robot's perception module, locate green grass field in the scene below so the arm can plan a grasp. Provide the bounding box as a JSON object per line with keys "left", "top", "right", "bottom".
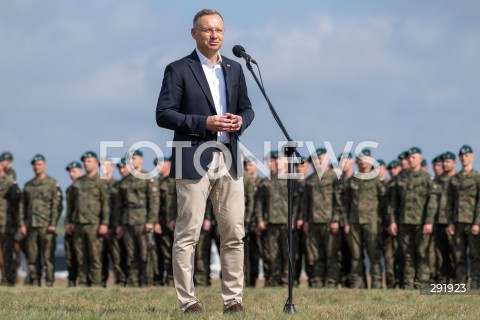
{"left": 0, "top": 279, "right": 478, "bottom": 319}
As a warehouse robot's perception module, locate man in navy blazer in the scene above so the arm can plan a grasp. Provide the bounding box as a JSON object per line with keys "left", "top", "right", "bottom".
{"left": 156, "top": 9, "right": 254, "bottom": 314}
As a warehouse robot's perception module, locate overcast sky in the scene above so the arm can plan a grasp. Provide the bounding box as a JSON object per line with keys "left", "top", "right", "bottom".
{"left": 1, "top": 0, "right": 479, "bottom": 191}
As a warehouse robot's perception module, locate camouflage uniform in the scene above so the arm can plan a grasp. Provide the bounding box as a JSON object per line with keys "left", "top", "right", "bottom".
{"left": 344, "top": 175, "right": 385, "bottom": 288}
{"left": 65, "top": 184, "right": 78, "bottom": 285}
{"left": 447, "top": 170, "right": 480, "bottom": 287}
{"left": 4, "top": 168, "right": 16, "bottom": 182}
{"left": 430, "top": 174, "right": 455, "bottom": 283}
{"left": 255, "top": 174, "right": 289, "bottom": 287}
{"left": 389, "top": 169, "right": 436, "bottom": 289}
{"left": 302, "top": 169, "right": 340, "bottom": 288}
{"left": 292, "top": 176, "right": 306, "bottom": 286}
{"left": 19, "top": 176, "right": 62, "bottom": 286}
{"left": 155, "top": 175, "right": 177, "bottom": 286}
{"left": 67, "top": 173, "right": 110, "bottom": 286}
{"left": 0, "top": 175, "right": 20, "bottom": 286}
{"left": 243, "top": 172, "right": 260, "bottom": 287}
{"left": 116, "top": 173, "right": 159, "bottom": 287}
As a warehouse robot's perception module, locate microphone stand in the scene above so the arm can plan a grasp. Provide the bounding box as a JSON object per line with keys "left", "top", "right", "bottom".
{"left": 244, "top": 59, "right": 298, "bottom": 314}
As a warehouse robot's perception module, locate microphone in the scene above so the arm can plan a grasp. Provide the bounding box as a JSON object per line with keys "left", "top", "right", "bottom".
{"left": 232, "top": 45, "right": 256, "bottom": 64}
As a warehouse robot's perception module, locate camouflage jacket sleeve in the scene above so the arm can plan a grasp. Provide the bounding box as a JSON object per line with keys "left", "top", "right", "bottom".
{"left": 9, "top": 182, "right": 22, "bottom": 226}
{"left": 50, "top": 181, "right": 63, "bottom": 226}
{"left": 112, "top": 187, "right": 123, "bottom": 227}
{"left": 338, "top": 180, "right": 349, "bottom": 225}
{"left": 423, "top": 176, "right": 436, "bottom": 224}
{"left": 100, "top": 181, "right": 110, "bottom": 226}
{"left": 301, "top": 180, "right": 311, "bottom": 222}
{"left": 146, "top": 178, "right": 160, "bottom": 225}
{"left": 244, "top": 176, "right": 255, "bottom": 223}
{"left": 387, "top": 180, "right": 398, "bottom": 224}
{"left": 446, "top": 180, "right": 455, "bottom": 225}
{"left": 65, "top": 185, "right": 73, "bottom": 224}
{"left": 475, "top": 176, "right": 480, "bottom": 226}
{"left": 18, "top": 185, "right": 26, "bottom": 227}
{"left": 254, "top": 179, "right": 267, "bottom": 223}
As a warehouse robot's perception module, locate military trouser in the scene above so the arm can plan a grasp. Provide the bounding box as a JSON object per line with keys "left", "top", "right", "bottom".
{"left": 346, "top": 222, "right": 382, "bottom": 289}
{"left": 258, "top": 229, "right": 270, "bottom": 286}
{"left": 101, "top": 230, "right": 127, "bottom": 286}
{"left": 194, "top": 225, "right": 220, "bottom": 286}
{"left": 74, "top": 223, "right": 103, "bottom": 286}
{"left": 26, "top": 227, "right": 56, "bottom": 285}
{"left": 434, "top": 224, "right": 455, "bottom": 283}
{"left": 152, "top": 232, "right": 164, "bottom": 285}
{"left": 0, "top": 225, "right": 15, "bottom": 286}
{"left": 398, "top": 224, "right": 431, "bottom": 289}
{"left": 64, "top": 233, "right": 77, "bottom": 284}
{"left": 293, "top": 228, "right": 304, "bottom": 286}
{"left": 306, "top": 223, "right": 340, "bottom": 288}
{"left": 338, "top": 228, "right": 351, "bottom": 288}
{"left": 452, "top": 223, "right": 480, "bottom": 287}
{"left": 263, "top": 224, "right": 289, "bottom": 287}
{"left": 243, "top": 226, "right": 260, "bottom": 287}
{"left": 159, "top": 225, "right": 174, "bottom": 286}
{"left": 380, "top": 229, "right": 401, "bottom": 288}
{"left": 123, "top": 224, "right": 150, "bottom": 286}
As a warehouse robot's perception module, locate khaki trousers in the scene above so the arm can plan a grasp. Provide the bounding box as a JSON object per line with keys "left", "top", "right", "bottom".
{"left": 173, "top": 151, "right": 245, "bottom": 311}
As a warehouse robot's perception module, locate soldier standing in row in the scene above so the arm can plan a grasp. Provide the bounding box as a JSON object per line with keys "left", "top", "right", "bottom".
{"left": 18, "top": 154, "right": 62, "bottom": 287}
{"left": 343, "top": 150, "right": 384, "bottom": 289}
{"left": 116, "top": 150, "right": 159, "bottom": 287}
{"left": 303, "top": 148, "right": 340, "bottom": 288}
{"left": 64, "top": 161, "right": 83, "bottom": 287}
{"left": 447, "top": 145, "right": 480, "bottom": 288}
{"left": 66, "top": 151, "right": 110, "bottom": 287}
{"left": 244, "top": 157, "right": 260, "bottom": 287}
{"left": 431, "top": 152, "right": 456, "bottom": 283}
{"left": 293, "top": 157, "right": 309, "bottom": 286}
{"left": 0, "top": 156, "right": 20, "bottom": 286}
{"left": 255, "top": 151, "right": 289, "bottom": 287}
{"left": 154, "top": 156, "right": 176, "bottom": 286}
{"left": 388, "top": 147, "right": 436, "bottom": 289}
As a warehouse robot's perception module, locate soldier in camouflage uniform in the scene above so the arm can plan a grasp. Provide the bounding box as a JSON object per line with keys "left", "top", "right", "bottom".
{"left": 388, "top": 147, "right": 437, "bottom": 289}
{"left": 255, "top": 151, "right": 290, "bottom": 287}
{"left": 343, "top": 150, "right": 385, "bottom": 289}
{"left": 334, "top": 152, "right": 354, "bottom": 288}
{"left": 115, "top": 150, "right": 159, "bottom": 287}
{"left": 293, "top": 157, "right": 309, "bottom": 286}
{"left": 0, "top": 156, "right": 21, "bottom": 286}
{"left": 447, "top": 145, "right": 480, "bottom": 288}
{"left": 302, "top": 148, "right": 340, "bottom": 288}
{"left": 66, "top": 151, "right": 110, "bottom": 287}
{"left": 64, "top": 161, "right": 83, "bottom": 287}
{"left": 153, "top": 156, "right": 176, "bottom": 286}
{"left": 99, "top": 159, "right": 118, "bottom": 287}
{"left": 429, "top": 152, "right": 456, "bottom": 284}
{"left": 381, "top": 160, "right": 402, "bottom": 288}
{"left": 0, "top": 152, "right": 16, "bottom": 181}
{"left": 18, "top": 154, "right": 62, "bottom": 287}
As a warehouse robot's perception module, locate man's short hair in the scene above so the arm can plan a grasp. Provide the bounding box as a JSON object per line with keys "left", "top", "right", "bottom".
{"left": 193, "top": 9, "right": 223, "bottom": 27}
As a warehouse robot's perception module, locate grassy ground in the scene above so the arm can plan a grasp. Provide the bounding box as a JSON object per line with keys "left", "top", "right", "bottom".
{"left": 0, "top": 279, "right": 478, "bottom": 319}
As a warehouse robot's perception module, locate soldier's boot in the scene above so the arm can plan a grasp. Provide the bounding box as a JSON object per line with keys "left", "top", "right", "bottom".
{"left": 101, "top": 281, "right": 107, "bottom": 288}
{"left": 470, "top": 280, "right": 479, "bottom": 290}
{"left": 308, "top": 277, "right": 323, "bottom": 289}
{"left": 67, "top": 280, "right": 76, "bottom": 287}
{"left": 46, "top": 281, "right": 53, "bottom": 287}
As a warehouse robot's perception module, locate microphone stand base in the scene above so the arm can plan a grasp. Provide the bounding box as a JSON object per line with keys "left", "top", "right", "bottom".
{"left": 283, "top": 303, "right": 297, "bottom": 314}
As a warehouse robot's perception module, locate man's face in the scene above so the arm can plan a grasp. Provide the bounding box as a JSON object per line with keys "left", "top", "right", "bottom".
{"left": 442, "top": 159, "right": 456, "bottom": 173}
{"left": 388, "top": 167, "right": 401, "bottom": 178}
{"left": 379, "top": 164, "right": 387, "bottom": 177}
{"left": 68, "top": 168, "right": 83, "bottom": 181}
{"left": 459, "top": 153, "right": 474, "bottom": 167}
{"left": 357, "top": 157, "right": 371, "bottom": 172}
{"left": 295, "top": 162, "right": 309, "bottom": 176}
{"left": 269, "top": 158, "right": 278, "bottom": 174}
{"left": 131, "top": 155, "right": 144, "bottom": 170}
{"left": 156, "top": 160, "right": 171, "bottom": 177}
{"left": 32, "top": 161, "right": 46, "bottom": 175}
{"left": 340, "top": 158, "right": 354, "bottom": 173}
{"left": 0, "top": 161, "right": 4, "bottom": 175}
{"left": 1, "top": 159, "right": 11, "bottom": 170}
{"left": 433, "top": 162, "right": 443, "bottom": 176}
{"left": 401, "top": 158, "right": 410, "bottom": 170}
{"left": 101, "top": 161, "right": 114, "bottom": 176}
{"left": 245, "top": 161, "right": 257, "bottom": 176}
{"left": 191, "top": 14, "right": 224, "bottom": 56}
{"left": 83, "top": 157, "right": 98, "bottom": 173}
{"left": 118, "top": 166, "right": 128, "bottom": 177}
{"left": 408, "top": 153, "right": 422, "bottom": 170}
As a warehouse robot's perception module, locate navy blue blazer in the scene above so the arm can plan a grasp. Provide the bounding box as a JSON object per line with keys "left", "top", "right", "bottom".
{"left": 156, "top": 50, "right": 255, "bottom": 179}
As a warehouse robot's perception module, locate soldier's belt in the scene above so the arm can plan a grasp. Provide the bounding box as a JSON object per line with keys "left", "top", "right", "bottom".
{"left": 124, "top": 205, "right": 147, "bottom": 209}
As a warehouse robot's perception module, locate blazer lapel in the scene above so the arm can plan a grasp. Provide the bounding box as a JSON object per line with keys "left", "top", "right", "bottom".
{"left": 187, "top": 51, "right": 217, "bottom": 114}
{"left": 222, "top": 58, "right": 233, "bottom": 113}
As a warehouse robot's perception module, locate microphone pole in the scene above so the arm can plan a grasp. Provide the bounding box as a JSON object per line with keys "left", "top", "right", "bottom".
{"left": 240, "top": 50, "right": 298, "bottom": 315}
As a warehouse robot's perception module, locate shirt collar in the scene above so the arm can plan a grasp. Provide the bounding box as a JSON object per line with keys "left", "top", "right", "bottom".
{"left": 196, "top": 48, "right": 222, "bottom": 67}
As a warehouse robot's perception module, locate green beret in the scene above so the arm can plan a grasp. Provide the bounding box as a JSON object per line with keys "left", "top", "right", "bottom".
{"left": 421, "top": 159, "right": 427, "bottom": 167}
{"left": 31, "top": 154, "right": 46, "bottom": 164}
{"left": 408, "top": 146, "right": 422, "bottom": 155}
{"left": 397, "top": 151, "right": 409, "bottom": 160}
{"left": 132, "top": 150, "right": 143, "bottom": 157}
{"left": 295, "top": 154, "right": 307, "bottom": 165}
{"left": 357, "top": 149, "right": 371, "bottom": 158}
{"left": 459, "top": 145, "right": 473, "bottom": 155}
{"left": 387, "top": 159, "right": 400, "bottom": 169}
{"left": 267, "top": 150, "right": 279, "bottom": 159}
{"left": 117, "top": 157, "right": 126, "bottom": 168}
{"left": 443, "top": 151, "right": 456, "bottom": 161}
{"left": 154, "top": 156, "right": 171, "bottom": 165}
{"left": 0, "top": 152, "right": 13, "bottom": 161}
{"left": 337, "top": 152, "right": 353, "bottom": 161}
{"left": 432, "top": 155, "right": 443, "bottom": 164}
{"left": 81, "top": 151, "right": 98, "bottom": 161}
{"left": 65, "top": 161, "right": 82, "bottom": 171}
{"left": 377, "top": 159, "right": 386, "bottom": 166}
{"left": 315, "top": 148, "right": 327, "bottom": 156}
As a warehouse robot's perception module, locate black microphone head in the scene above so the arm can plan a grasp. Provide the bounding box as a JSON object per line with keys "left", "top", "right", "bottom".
{"left": 232, "top": 45, "right": 245, "bottom": 58}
